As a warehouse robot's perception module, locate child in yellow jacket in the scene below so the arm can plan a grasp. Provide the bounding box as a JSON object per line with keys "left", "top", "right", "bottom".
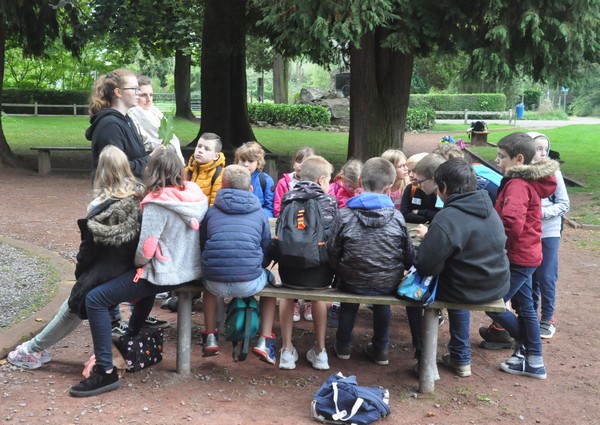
{"left": 185, "top": 132, "right": 226, "bottom": 206}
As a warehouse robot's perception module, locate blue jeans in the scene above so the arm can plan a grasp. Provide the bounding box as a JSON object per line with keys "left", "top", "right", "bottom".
{"left": 447, "top": 309, "right": 471, "bottom": 365}
{"left": 487, "top": 264, "right": 542, "bottom": 357}
{"left": 85, "top": 268, "right": 182, "bottom": 371}
{"left": 532, "top": 237, "right": 560, "bottom": 322}
{"left": 336, "top": 302, "right": 391, "bottom": 350}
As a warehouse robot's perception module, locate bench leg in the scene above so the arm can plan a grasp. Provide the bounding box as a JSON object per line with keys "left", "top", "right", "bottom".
{"left": 419, "top": 307, "right": 440, "bottom": 394}
{"left": 176, "top": 290, "right": 193, "bottom": 375}
{"left": 38, "top": 150, "right": 51, "bottom": 176}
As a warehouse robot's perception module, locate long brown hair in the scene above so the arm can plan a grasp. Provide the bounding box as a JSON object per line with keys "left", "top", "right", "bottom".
{"left": 89, "top": 69, "right": 135, "bottom": 116}
{"left": 143, "top": 148, "right": 185, "bottom": 195}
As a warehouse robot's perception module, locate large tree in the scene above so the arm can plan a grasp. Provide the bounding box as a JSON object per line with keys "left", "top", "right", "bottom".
{"left": 255, "top": 0, "right": 600, "bottom": 159}
{"left": 0, "top": 1, "right": 81, "bottom": 166}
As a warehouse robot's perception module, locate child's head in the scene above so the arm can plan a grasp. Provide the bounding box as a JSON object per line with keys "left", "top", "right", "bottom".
{"left": 235, "top": 141, "right": 265, "bottom": 173}
{"left": 291, "top": 147, "right": 315, "bottom": 177}
{"left": 381, "top": 149, "right": 408, "bottom": 182}
{"left": 222, "top": 165, "right": 251, "bottom": 191}
{"left": 496, "top": 132, "right": 535, "bottom": 174}
{"left": 526, "top": 131, "right": 550, "bottom": 162}
{"left": 432, "top": 143, "right": 465, "bottom": 160}
{"left": 434, "top": 158, "right": 477, "bottom": 201}
{"left": 144, "top": 148, "right": 185, "bottom": 194}
{"left": 413, "top": 154, "right": 446, "bottom": 195}
{"left": 335, "top": 159, "right": 362, "bottom": 195}
{"left": 300, "top": 155, "right": 334, "bottom": 192}
{"left": 360, "top": 157, "right": 396, "bottom": 194}
{"left": 406, "top": 152, "right": 429, "bottom": 181}
{"left": 194, "top": 132, "right": 222, "bottom": 165}
{"left": 94, "top": 146, "right": 141, "bottom": 199}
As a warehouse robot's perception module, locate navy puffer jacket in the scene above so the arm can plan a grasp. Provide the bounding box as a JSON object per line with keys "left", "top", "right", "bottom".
{"left": 200, "top": 188, "right": 271, "bottom": 282}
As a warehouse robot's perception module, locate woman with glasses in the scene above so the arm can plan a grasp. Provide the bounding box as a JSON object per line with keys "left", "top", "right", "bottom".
{"left": 86, "top": 69, "right": 149, "bottom": 179}
{"left": 128, "top": 75, "right": 186, "bottom": 165}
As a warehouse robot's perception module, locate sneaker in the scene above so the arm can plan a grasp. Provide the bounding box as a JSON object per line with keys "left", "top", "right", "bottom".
{"left": 279, "top": 347, "right": 299, "bottom": 370}
{"left": 144, "top": 315, "right": 170, "bottom": 329}
{"left": 293, "top": 302, "right": 301, "bottom": 322}
{"left": 160, "top": 296, "right": 178, "bottom": 312}
{"left": 202, "top": 330, "right": 220, "bottom": 356}
{"left": 155, "top": 292, "right": 169, "bottom": 299}
{"left": 69, "top": 365, "right": 121, "bottom": 397}
{"left": 7, "top": 342, "right": 51, "bottom": 369}
{"left": 364, "top": 343, "right": 389, "bottom": 366}
{"left": 504, "top": 344, "right": 527, "bottom": 366}
{"left": 111, "top": 319, "right": 129, "bottom": 339}
{"left": 307, "top": 347, "right": 330, "bottom": 370}
{"left": 304, "top": 302, "right": 313, "bottom": 321}
{"left": 479, "top": 323, "right": 514, "bottom": 350}
{"left": 253, "top": 334, "right": 277, "bottom": 365}
{"left": 441, "top": 353, "right": 471, "bottom": 377}
{"left": 500, "top": 358, "right": 547, "bottom": 380}
{"left": 334, "top": 341, "right": 351, "bottom": 360}
{"left": 540, "top": 320, "right": 556, "bottom": 339}
{"left": 327, "top": 304, "right": 339, "bottom": 328}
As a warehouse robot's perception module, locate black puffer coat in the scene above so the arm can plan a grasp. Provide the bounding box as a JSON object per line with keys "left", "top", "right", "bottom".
{"left": 68, "top": 196, "right": 141, "bottom": 319}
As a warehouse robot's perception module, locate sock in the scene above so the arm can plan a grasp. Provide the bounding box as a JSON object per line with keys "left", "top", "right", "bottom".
{"left": 527, "top": 355, "right": 544, "bottom": 368}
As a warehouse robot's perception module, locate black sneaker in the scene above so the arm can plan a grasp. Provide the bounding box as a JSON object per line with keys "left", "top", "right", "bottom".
{"left": 144, "top": 315, "right": 170, "bottom": 329}
{"left": 364, "top": 343, "right": 388, "bottom": 366}
{"left": 160, "top": 296, "right": 178, "bottom": 312}
{"left": 111, "top": 319, "right": 129, "bottom": 339}
{"left": 479, "top": 323, "right": 514, "bottom": 350}
{"left": 334, "top": 340, "right": 351, "bottom": 360}
{"left": 69, "top": 365, "right": 120, "bottom": 397}
{"left": 500, "top": 358, "right": 547, "bottom": 380}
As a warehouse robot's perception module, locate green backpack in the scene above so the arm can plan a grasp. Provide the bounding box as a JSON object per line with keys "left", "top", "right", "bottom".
{"left": 224, "top": 297, "right": 259, "bottom": 361}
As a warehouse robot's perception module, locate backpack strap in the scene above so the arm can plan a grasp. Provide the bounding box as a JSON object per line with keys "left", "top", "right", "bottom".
{"left": 258, "top": 171, "right": 267, "bottom": 193}
{"left": 330, "top": 381, "right": 365, "bottom": 422}
{"left": 211, "top": 165, "right": 222, "bottom": 187}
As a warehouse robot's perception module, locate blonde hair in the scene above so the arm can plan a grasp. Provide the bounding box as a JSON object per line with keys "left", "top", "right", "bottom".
{"left": 222, "top": 165, "right": 251, "bottom": 190}
{"left": 414, "top": 154, "right": 446, "bottom": 179}
{"left": 381, "top": 149, "right": 407, "bottom": 168}
{"left": 334, "top": 159, "right": 362, "bottom": 185}
{"left": 89, "top": 69, "right": 136, "bottom": 116}
{"left": 432, "top": 143, "right": 465, "bottom": 160}
{"left": 406, "top": 152, "right": 429, "bottom": 168}
{"left": 300, "top": 155, "right": 333, "bottom": 182}
{"left": 234, "top": 141, "right": 266, "bottom": 170}
{"left": 94, "top": 146, "right": 143, "bottom": 200}
{"left": 143, "top": 148, "right": 185, "bottom": 195}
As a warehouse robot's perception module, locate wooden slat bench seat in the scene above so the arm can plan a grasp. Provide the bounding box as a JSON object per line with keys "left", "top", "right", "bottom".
{"left": 30, "top": 146, "right": 91, "bottom": 176}
{"left": 173, "top": 284, "right": 505, "bottom": 394}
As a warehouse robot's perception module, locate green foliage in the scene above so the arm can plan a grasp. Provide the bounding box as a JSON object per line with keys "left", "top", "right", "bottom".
{"left": 248, "top": 103, "right": 330, "bottom": 127}
{"left": 570, "top": 89, "right": 600, "bottom": 117}
{"left": 409, "top": 94, "right": 506, "bottom": 111}
{"left": 523, "top": 88, "right": 542, "bottom": 110}
{"left": 2, "top": 88, "right": 89, "bottom": 114}
{"left": 405, "top": 107, "right": 436, "bottom": 131}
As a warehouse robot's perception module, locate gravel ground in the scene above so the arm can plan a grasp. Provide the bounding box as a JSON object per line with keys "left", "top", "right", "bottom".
{"left": 0, "top": 242, "right": 59, "bottom": 329}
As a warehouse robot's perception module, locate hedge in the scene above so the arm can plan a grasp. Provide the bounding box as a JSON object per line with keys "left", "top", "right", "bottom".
{"left": 248, "top": 103, "right": 331, "bottom": 127}
{"left": 2, "top": 88, "right": 89, "bottom": 115}
{"left": 409, "top": 93, "right": 506, "bottom": 112}
{"left": 406, "top": 107, "right": 436, "bottom": 131}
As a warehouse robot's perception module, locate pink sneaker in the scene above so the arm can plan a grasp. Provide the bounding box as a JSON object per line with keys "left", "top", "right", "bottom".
{"left": 304, "top": 302, "right": 313, "bottom": 322}
{"left": 8, "top": 342, "right": 51, "bottom": 369}
{"left": 293, "top": 302, "right": 301, "bottom": 322}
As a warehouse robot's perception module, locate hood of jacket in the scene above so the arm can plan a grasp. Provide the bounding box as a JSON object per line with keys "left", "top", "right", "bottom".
{"left": 213, "top": 188, "right": 262, "bottom": 215}
{"left": 141, "top": 182, "right": 207, "bottom": 229}
{"left": 85, "top": 108, "right": 129, "bottom": 141}
{"left": 503, "top": 158, "right": 559, "bottom": 199}
{"left": 281, "top": 180, "right": 324, "bottom": 203}
{"left": 443, "top": 190, "right": 494, "bottom": 219}
{"left": 346, "top": 193, "right": 395, "bottom": 228}
{"left": 526, "top": 131, "right": 551, "bottom": 150}
{"left": 86, "top": 196, "right": 141, "bottom": 246}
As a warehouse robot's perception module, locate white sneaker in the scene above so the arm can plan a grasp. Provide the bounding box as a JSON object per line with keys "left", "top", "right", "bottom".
{"left": 8, "top": 341, "right": 51, "bottom": 369}
{"left": 304, "top": 302, "right": 313, "bottom": 321}
{"left": 293, "top": 303, "right": 301, "bottom": 322}
{"left": 307, "top": 347, "right": 330, "bottom": 370}
{"left": 279, "top": 347, "right": 299, "bottom": 370}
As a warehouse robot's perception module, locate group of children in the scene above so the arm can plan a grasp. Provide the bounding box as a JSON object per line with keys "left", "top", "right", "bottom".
{"left": 8, "top": 128, "right": 568, "bottom": 397}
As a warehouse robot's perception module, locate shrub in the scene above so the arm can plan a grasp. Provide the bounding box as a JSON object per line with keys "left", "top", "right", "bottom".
{"left": 2, "top": 89, "right": 89, "bottom": 115}
{"left": 409, "top": 93, "right": 506, "bottom": 112}
{"left": 248, "top": 103, "right": 330, "bottom": 127}
{"left": 523, "top": 88, "right": 543, "bottom": 110}
{"left": 405, "top": 107, "right": 436, "bottom": 131}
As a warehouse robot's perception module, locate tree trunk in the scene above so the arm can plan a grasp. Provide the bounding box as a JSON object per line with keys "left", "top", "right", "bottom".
{"left": 0, "top": 19, "right": 19, "bottom": 167}
{"left": 273, "top": 53, "right": 289, "bottom": 104}
{"left": 174, "top": 49, "right": 196, "bottom": 121}
{"left": 348, "top": 29, "right": 414, "bottom": 160}
{"left": 196, "top": 0, "right": 255, "bottom": 150}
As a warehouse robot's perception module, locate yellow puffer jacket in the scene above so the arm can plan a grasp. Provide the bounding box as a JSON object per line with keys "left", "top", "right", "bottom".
{"left": 185, "top": 152, "right": 226, "bottom": 206}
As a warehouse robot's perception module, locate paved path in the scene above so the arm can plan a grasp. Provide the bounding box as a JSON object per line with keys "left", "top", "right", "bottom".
{"left": 437, "top": 117, "right": 600, "bottom": 128}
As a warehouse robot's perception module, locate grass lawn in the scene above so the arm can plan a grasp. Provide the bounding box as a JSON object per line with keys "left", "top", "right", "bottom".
{"left": 3, "top": 115, "right": 599, "bottom": 224}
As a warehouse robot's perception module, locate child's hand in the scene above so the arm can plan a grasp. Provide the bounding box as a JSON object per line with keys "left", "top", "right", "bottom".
{"left": 410, "top": 224, "right": 428, "bottom": 239}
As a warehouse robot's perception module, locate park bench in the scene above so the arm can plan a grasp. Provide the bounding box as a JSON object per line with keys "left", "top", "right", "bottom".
{"left": 173, "top": 284, "right": 505, "bottom": 394}
{"left": 30, "top": 146, "right": 91, "bottom": 176}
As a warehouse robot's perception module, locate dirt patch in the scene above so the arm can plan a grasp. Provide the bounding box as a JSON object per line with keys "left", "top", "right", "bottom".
{"left": 1, "top": 141, "right": 600, "bottom": 424}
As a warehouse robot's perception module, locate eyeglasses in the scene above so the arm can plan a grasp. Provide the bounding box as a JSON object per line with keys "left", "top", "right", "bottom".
{"left": 413, "top": 177, "right": 432, "bottom": 185}
{"left": 121, "top": 87, "right": 141, "bottom": 93}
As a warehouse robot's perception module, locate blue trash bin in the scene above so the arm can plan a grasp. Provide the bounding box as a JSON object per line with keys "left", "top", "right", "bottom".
{"left": 516, "top": 103, "right": 525, "bottom": 119}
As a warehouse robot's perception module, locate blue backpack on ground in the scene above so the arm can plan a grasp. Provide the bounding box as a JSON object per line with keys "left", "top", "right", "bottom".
{"left": 396, "top": 266, "right": 438, "bottom": 307}
{"left": 224, "top": 297, "right": 259, "bottom": 361}
{"left": 271, "top": 198, "right": 328, "bottom": 268}
{"left": 311, "top": 372, "right": 391, "bottom": 425}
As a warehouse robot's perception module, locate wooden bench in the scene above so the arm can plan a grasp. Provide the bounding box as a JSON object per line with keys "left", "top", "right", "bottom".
{"left": 468, "top": 130, "right": 491, "bottom": 146}
{"left": 173, "top": 284, "right": 505, "bottom": 394}
{"left": 30, "top": 146, "right": 91, "bottom": 176}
